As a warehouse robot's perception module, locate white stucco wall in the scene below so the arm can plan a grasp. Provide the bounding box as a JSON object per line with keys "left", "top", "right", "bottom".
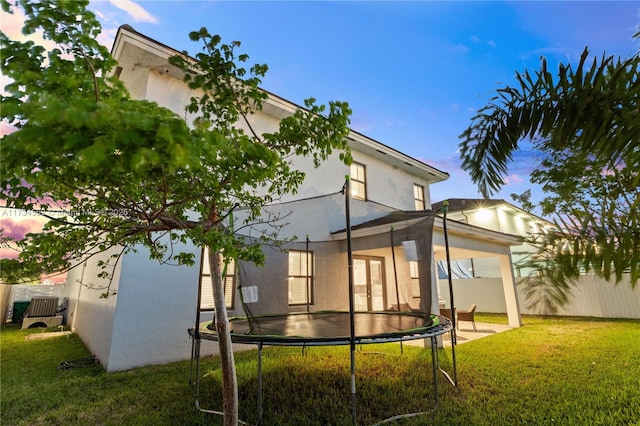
{"left": 350, "top": 150, "right": 431, "bottom": 212}
{"left": 104, "top": 241, "right": 201, "bottom": 372}
{"left": 62, "top": 248, "right": 123, "bottom": 369}
{"left": 63, "top": 241, "right": 215, "bottom": 372}
{"left": 146, "top": 70, "right": 194, "bottom": 119}
{"left": 142, "top": 69, "right": 432, "bottom": 213}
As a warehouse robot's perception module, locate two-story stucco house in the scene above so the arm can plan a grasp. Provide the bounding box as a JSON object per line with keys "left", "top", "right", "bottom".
{"left": 62, "top": 26, "right": 523, "bottom": 372}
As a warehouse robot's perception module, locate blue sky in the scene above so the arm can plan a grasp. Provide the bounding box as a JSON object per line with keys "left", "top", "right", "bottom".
{"left": 11, "top": 1, "right": 640, "bottom": 206}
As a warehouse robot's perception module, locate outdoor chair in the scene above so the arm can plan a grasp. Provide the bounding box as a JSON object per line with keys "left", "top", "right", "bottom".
{"left": 21, "top": 297, "right": 63, "bottom": 330}
{"left": 439, "top": 308, "right": 453, "bottom": 322}
{"left": 456, "top": 304, "right": 477, "bottom": 331}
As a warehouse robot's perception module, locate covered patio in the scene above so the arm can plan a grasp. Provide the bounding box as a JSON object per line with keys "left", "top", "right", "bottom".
{"left": 432, "top": 217, "right": 523, "bottom": 328}
{"left": 334, "top": 210, "right": 524, "bottom": 328}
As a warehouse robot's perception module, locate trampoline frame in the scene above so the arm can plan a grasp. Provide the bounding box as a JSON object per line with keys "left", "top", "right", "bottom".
{"left": 188, "top": 312, "right": 457, "bottom": 424}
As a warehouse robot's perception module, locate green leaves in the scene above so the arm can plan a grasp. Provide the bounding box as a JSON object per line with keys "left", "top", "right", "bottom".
{"left": 460, "top": 47, "right": 640, "bottom": 198}
{"left": 1, "top": 0, "right": 352, "bottom": 286}
{"left": 460, "top": 44, "right": 640, "bottom": 293}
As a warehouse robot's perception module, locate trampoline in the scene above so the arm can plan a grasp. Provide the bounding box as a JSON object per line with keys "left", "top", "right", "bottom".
{"left": 193, "top": 310, "right": 449, "bottom": 345}
{"left": 189, "top": 311, "right": 455, "bottom": 424}
{"left": 188, "top": 187, "right": 459, "bottom": 424}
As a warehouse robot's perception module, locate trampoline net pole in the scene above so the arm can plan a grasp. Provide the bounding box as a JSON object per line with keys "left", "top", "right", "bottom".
{"left": 431, "top": 335, "right": 439, "bottom": 402}
{"left": 451, "top": 329, "right": 458, "bottom": 385}
{"left": 442, "top": 201, "right": 458, "bottom": 386}
{"left": 442, "top": 201, "right": 457, "bottom": 334}
{"left": 390, "top": 227, "right": 402, "bottom": 311}
{"left": 258, "top": 343, "right": 263, "bottom": 423}
{"left": 306, "top": 236, "right": 311, "bottom": 313}
{"left": 343, "top": 177, "right": 358, "bottom": 426}
{"left": 390, "top": 227, "right": 404, "bottom": 353}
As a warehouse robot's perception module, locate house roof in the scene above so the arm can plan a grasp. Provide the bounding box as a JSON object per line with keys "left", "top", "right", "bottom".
{"left": 332, "top": 209, "right": 522, "bottom": 246}
{"left": 111, "top": 25, "right": 449, "bottom": 184}
{"left": 349, "top": 210, "right": 438, "bottom": 231}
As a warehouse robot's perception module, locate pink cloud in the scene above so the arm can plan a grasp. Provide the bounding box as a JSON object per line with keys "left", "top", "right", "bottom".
{"left": 0, "top": 4, "right": 57, "bottom": 50}
{"left": 503, "top": 174, "right": 524, "bottom": 185}
{"left": 0, "top": 216, "right": 46, "bottom": 241}
{"left": 0, "top": 214, "right": 68, "bottom": 283}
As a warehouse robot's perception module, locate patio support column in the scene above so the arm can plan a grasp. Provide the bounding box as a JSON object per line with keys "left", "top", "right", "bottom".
{"left": 499, "top": 253, "right": 522, "bottom": 327}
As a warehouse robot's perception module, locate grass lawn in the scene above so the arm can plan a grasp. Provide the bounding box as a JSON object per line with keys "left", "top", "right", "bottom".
{"left": 1, "top": 316, "right": 639, "bottom": 425}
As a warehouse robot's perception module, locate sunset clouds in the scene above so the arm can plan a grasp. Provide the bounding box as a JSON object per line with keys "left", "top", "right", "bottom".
{"left": 0, "top": 216, "right": 45, "bottom": 241}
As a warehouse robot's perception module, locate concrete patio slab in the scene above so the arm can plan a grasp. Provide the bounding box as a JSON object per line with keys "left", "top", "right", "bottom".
{"left": 443, "top": 322, "right": 514, "bottom": 346}
{"left": 404, "top": 321, "right": 513, "bottom": 348}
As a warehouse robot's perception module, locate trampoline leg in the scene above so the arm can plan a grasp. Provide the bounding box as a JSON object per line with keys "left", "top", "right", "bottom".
{"left": 451, "top": 329, "right": 458, "bottom": 386}
{"left": 193, "top": 339, "right": 203, "bottom": 407}
{"left": 435, "top": 330, "right": 458, "bottom": 388}
{"left": 258, "top": 343, "right": 263, "bottom": 424}
{"left": 430, "top": 336, "right": 439, "bottom": 403}
{"left": 190, "top": 336, "right": 200, "bottom": 386}
{"left": 189, "top": 337, "right": 195, "bottom": 385}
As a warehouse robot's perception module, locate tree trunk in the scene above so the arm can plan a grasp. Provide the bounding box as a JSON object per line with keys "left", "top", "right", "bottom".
{"left": 208, "top": 248, "right": 239, "bottom": 426}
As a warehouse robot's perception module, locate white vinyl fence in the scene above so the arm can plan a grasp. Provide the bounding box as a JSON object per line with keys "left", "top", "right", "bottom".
{"left": 438, "top": 274, "right": 639, "bottom": 319}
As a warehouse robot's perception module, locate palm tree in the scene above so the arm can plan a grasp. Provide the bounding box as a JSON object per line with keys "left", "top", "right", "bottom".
{"left": 458, "top": 37, "right": 640, "bottom": 298}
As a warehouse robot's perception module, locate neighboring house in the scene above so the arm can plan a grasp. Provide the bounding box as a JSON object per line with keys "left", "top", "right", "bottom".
{"left": 431, "top": 198, "right": 640, "bottom": 319}
{"left": 62, "top": 26, "right": 523, "bottom": 373}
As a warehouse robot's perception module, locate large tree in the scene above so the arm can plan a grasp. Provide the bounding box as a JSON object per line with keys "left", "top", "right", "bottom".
{"left": 459, "top": 37, "right": 639, "bottom": 308}
{"left": 0, "top": 1, "right": 351, "bottom": 424}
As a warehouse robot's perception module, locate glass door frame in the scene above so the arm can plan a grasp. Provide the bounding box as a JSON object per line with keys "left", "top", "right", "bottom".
{"left": 353, "top": 255, "right": 387, "bottom": 311}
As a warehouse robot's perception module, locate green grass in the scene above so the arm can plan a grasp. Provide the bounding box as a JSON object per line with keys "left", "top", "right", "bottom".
{"left": 2, "top": 317, "right": 639, "bottom": 425}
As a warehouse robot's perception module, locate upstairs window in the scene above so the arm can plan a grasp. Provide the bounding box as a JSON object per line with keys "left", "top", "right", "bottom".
{"left": 350, "top": 162, "right": 367, "bottom": 200}
{"left": 288, "top": 250, "right": 314, "bottom": 305}
{"left": 413, "top": 184, "right": 425, "bottom": 210}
